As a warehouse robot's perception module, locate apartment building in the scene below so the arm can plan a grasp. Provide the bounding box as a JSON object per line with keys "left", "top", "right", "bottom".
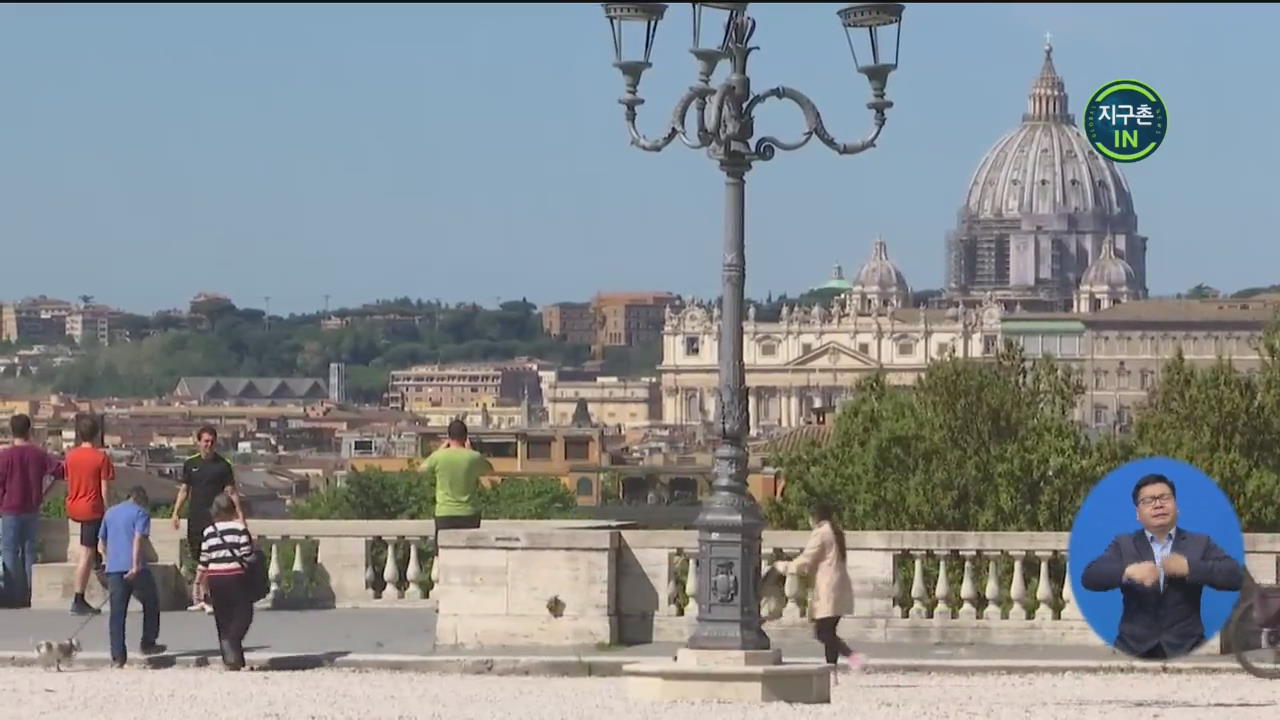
{"left": 386, "top": 361, "right": 544, "bottom": 412}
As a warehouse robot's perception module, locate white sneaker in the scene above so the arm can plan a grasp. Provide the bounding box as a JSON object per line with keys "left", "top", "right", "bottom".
{"left": 203, "top": 602, "right": 215, "bottom": 615}
{"left": 186, "top": 601, "right": 204, "bottom": 612}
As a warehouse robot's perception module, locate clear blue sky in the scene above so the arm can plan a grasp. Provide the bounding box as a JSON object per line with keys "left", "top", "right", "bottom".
{"left": 2, "top": 3, "right": 1276, "bottom": 316}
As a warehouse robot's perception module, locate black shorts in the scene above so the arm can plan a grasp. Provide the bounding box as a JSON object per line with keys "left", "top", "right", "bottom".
{"left": 78, "top": 519, "right": 103, "bottom": 549}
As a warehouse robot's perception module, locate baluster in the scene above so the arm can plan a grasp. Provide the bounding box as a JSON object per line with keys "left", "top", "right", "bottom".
{"left": 267, "top": 539, "right": 283, "bottom": 603}
{"left": 891, "top": 554, "right": 901, "bottom": 616}
{"left": 429, "top": 541, "right": 440, "bottom": 585}
{"left": 1060, "top": 557, "right": 1080, "bottom": 620}
{"left": 1034, "top": 552, "right": 1054, "bottom": 621}
{"left": 382, "top": 538, "right": 403, "bottom": 601}
{"left": 290, "top": 540, "right": 307, "bottom": 602}
{"left": 909, "top": 552, "right": 928, "bottom": 619}
{"left": 1008, "top": 552, "right": 1029, "bottom": 621}
{"left": 685, "top": 555, "right": 698, "bottom": 617}
{"left": 933, "top": 554, "right": 953, "bottom": 621}
{"left": 784, "top": 563, "right": 805, "bottom": 621}
{"left": 405, "top": 541, "right": 424, "bottom": 600}
{"left": 958, "top": 552, "right": 978, "bottom": 620}
{"left": 366, "top": 538, "right": 380, "bottom": 600}
{"left": 982, "top": 555, "right": 1002, "bottom": 620}
{"left": 666, "top": 552, "right": 681, "bottom": 614}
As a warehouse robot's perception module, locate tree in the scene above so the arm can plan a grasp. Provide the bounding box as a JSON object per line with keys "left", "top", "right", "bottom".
{"left": 1183, "top": 283, "right": 1221, "bottom": 299}
{"left": 1130, "top": 312, "right": 1280, "bottom": 531}
{"left": 766, "top": 345, "right": 1109, "bottom": 532}
{"left": 571, "top": 398, "right": 593, "bottom": 427}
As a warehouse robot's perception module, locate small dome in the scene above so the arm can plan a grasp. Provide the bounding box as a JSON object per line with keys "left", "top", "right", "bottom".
{"left": 853, "top": 237, "right": 910, "bottom": 295}
{"left": 1080, "top": 236, "right": 1137, "bottom": 290}
{"left": 815, "top": 263, "right": 854, "bottom": 292}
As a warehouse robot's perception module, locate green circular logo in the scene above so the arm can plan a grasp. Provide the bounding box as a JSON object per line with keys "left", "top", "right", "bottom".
{"left": 1083, "top": 79, "right": 1167, "bottom": 163}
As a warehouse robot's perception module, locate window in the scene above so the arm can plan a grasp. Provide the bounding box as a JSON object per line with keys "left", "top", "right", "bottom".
{"left": 352, "top": 439, "right": 374, "bottom": 455}
{"left": 480, "top": 441, "right": 518, "bottom": 458}
{"left": 1094, "top": 371, "right": 1107, "bottom": 390}
{"left": 1118, "top": 370, "right": 1130, "bottom": 390}
{"left": 1023, "top": 335, "right": 1042, "bottom": 356}
{"left": 982, "top": 334, "right": 998, "bottom": 355}
{"left": 565, "top": 439, "right": 591, "bottom": 461}
{"left": 1093, "top": 406, "right": 1108, "bottom": 425}
{"left": 527, "top": 439, "right": 552, "bottom": 460}
{"left": 684, "top": 336, "right": 701, "bottom": 356}
{"left": 576, "top": 477, "right": 594, "bottom": 497}
{"left": 935, "top": 342, "right": 948, "bottom": 357}
{"left": 1117, "top": 406, "right": 1132, "bottom": 426}
{"left": 897, "top": 341, "right": 915, "bottom": 357}
{"left": 1060, "top": 335, "right": 1079, "bottom": 357}
{"left": 760, "top": 342, "right": 777, "bottom": 357}
{"left": 858, "top": 343, "right": 870, "bottom": 355}
{"left": 801, "top": 343, "right": 813, "bottom": 355}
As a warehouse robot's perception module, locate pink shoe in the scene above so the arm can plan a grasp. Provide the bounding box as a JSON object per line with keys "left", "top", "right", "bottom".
{"left": 843, "top": 652, "right": 866, "bottom": 671}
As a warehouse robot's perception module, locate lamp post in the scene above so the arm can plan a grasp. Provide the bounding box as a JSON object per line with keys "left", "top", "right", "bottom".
{"left": 600, "top": 2, "right": 905, "bottom": 651}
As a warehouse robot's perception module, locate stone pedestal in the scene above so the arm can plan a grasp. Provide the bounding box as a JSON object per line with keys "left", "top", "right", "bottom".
{"left": 434, "top": 529, "right": 619, "bottom": 648}
{"left": 623, "top": 648, "right": 831, "bottom": 704}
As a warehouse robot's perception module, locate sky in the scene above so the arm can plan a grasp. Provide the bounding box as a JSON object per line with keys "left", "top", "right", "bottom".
{"left": 2, "top": 3, "right": 1277, "bottom": 316}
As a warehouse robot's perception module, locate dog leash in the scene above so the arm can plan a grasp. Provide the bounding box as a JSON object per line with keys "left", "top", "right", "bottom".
{"left": 67, "top": 595, "right": 111, "bottom": 642}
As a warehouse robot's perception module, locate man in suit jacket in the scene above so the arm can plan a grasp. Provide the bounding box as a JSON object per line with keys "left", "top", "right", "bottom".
{"left": 1081, "top": 473, "right": 1244, "bottom": 659}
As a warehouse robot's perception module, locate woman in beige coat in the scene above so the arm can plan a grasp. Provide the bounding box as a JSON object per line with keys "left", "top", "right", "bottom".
{"left": 775, "top": 503, "right": 864, "bottom": 674}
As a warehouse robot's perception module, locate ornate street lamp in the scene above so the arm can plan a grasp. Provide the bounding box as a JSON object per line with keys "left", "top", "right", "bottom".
{"left": 600, "top": 3, "right": 905, "bottom": 652}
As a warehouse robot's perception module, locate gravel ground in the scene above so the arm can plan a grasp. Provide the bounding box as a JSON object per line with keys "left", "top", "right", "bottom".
{"left": 1, "top": 668, "right": 1276, "bottom": 719}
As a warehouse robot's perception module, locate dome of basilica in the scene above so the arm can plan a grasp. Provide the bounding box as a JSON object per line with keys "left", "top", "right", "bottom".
{"left": 962, "top": 41, "right": 1135, "bottom": 221}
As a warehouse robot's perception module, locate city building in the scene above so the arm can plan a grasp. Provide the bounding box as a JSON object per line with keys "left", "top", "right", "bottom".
{"left": 1005, "top": 298, "right": 1277, "bottom": 431}
{"left": 385, "top": 361, "right": 543, "bottom": 412}
{"left": 540, "top": 370, "right": 660, "bottom": 429}
{"left": 320, "top": 313, "right": 423, "bottom": 332}
{"left": 343, "top": 425, "right": 615, "bottom": 505}
{"left": 65, "top": 308, "right": 110, "bottom": 346}
{"left": 591, "top": 291, "right": 681, "bottom": 350}
{"left": 1, "top": 302, "right": 64, "bottom": 344}
{"left": 328, "top": 362, "right": 347, "bottom": 404}
{"left": 172, "top": 377, "right": 330, "bottom": 404}
{"left": 541, "top": 302, "right": 594, "bottom": 345}
{"left": 943, "top": 40, "right": 1148, "bottom": 312}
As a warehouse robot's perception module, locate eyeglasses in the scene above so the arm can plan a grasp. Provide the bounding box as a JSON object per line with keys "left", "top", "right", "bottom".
{"left": 1138, "top": 493, "right": 1174, "bottom": 508}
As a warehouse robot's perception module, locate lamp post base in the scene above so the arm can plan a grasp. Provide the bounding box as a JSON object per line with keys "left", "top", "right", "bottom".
{"left": 623, "top": 649, "right": 833, "bottom": 704}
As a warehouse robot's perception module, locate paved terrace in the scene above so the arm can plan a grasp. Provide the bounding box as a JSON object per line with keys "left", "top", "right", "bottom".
{"left": 0, "top": 608, "right": 1247, "bottom": 674}
{"left": 2, "top": 664, "right": 1277, "bottom": 720}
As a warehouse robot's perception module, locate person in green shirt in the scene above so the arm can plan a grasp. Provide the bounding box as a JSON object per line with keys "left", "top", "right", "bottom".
{"left": 420, "top": 420, "right": 493, "bottom": 546}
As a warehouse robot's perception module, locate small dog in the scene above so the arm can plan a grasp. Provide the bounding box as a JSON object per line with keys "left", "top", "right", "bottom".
{"left": 34, "top": 639, "right": 81, "bottom": 672}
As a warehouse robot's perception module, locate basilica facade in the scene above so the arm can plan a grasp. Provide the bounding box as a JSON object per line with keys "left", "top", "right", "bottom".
{"left": 659, "top": 238, "right": 1008, "bottom": 434}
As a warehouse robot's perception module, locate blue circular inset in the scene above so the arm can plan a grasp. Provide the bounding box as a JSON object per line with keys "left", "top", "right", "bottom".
{"left": 1083, "top": 79, "right": 1167, "bottom": 163}
{"left": 1068, "top": 457, "right": 1245, "bottom": 657}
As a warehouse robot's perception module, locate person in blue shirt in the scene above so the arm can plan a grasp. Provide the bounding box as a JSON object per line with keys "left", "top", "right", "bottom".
{"left": 98, "top": 486, "right": 167, "bottom": 667}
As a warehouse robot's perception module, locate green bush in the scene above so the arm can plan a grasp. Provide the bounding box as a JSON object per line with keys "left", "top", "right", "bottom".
{"left": 290, "top": 469, "right": 580, "bottom": 521}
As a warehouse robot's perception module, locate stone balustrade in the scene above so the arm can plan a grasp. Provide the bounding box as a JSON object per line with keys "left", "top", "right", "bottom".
{"left": 445, "top": 529, "right": 1280, "bottom": 650}
{"left": 31, "top": 519, "right": 1280, "bottom": 653}
{"left": 30, "top": 518, "right": 628, "bottom": 610}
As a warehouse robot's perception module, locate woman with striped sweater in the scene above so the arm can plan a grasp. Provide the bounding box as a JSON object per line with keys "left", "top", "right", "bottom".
{"left": 197, "top": 494, "right": 256, "bottom": 670}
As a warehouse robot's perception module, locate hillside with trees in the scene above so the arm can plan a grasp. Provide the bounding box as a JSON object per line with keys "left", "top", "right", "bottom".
{"left": 46, "top": 297, "right": 594, "bottom": 400}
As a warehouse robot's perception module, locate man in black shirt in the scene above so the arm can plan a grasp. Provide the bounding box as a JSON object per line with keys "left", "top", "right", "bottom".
{"left": 171, "top": 426, "right": 243, "bottom": 612}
